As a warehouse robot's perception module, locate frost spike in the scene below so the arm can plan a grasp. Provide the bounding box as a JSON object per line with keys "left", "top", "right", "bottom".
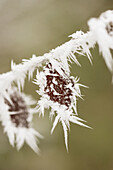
{"left": 51, "top": 115, "right": 60, "bottom": 134}
{"left": 61, "top": 120, "right": 68, "bottom": 152}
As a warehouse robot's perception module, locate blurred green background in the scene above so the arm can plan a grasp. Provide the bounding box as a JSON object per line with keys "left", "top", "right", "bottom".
{"left": 0, "top": 0, "right": 113, "bottom": 170}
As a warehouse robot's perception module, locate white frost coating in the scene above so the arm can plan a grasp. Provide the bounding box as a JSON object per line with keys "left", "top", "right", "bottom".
{"left": 88, "top": 10, "right": 113, "bottom": 74}
{"left": 0, "top": 11, "right": 112, "bottom": 91}
{"left": 35, "top": 64, "right": 91, "bottom": 150}
{"left": 0, "top": 87, "right": 43, "bottom": 153}
{"left": 0, "top": 10, "right": 112, "bottom": 153}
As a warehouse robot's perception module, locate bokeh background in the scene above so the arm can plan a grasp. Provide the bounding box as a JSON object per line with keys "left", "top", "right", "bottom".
{"left": 0, "top": 0, "right": 113, "bottom": 170}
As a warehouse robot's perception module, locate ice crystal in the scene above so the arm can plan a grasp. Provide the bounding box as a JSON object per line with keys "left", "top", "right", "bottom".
{"left": 0, "top": 87, "right": 43, "bottom": 153}
{"left": 35, "top": 62, "right": 91, "bottom": 150}
{"left": 88, "top": 10, "right": 113, "bottom": 74}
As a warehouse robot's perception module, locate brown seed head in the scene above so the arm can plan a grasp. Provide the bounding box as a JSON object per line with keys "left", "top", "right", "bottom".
{"left": 44, "top": 63, "right": 74, "bottom": 108}
{"left": 4, "top": 92, "right": 29, "bottom": 128}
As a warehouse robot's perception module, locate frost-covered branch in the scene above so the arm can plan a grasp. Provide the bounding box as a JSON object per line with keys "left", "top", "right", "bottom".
{"left": 0, "top": 10, "right": 113, "bottom": 153}
{"left": 0, "top": 31, "right": 95, "bottom": 91}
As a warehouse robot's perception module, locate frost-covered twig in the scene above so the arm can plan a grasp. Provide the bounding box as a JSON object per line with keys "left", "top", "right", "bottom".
{"left": 1, "top": 31, "right": 95, "bottom": 91}
{"left": 0, "top": 10, "right": 113, "bottom": 152}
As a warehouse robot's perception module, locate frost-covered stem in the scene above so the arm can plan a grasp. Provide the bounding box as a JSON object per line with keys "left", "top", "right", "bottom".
{"left": 0, "top": 31, "right": 96, "bottom": 90}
